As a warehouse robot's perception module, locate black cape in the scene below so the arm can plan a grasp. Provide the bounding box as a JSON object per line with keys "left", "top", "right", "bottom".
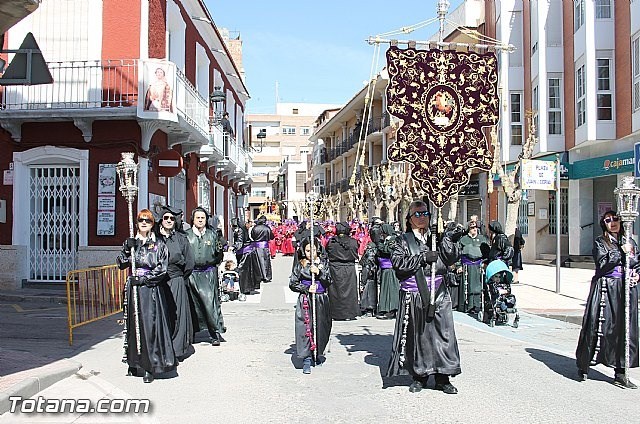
{"left": 117, "top": 235, "right": 177, "bottom": 375}
{"left": 576, "top": 235, "right": 639, "bottom": 372}
{"left": 386, "top": 230, "right": 461, "bottom": 379}
{"left": 325, "top": 234, "right": 360, "bottom": 320}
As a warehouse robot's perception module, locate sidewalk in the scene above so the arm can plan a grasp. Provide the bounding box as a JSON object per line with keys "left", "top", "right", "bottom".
{"left": 0, "top": 263, "right": 604, "bottom": 415}
{"left": 513, "top": 264, "right": 594, "bottom": 325}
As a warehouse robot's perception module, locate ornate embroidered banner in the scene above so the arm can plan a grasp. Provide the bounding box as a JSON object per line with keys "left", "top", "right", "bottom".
{"left": 386, "top": 47, "right": 499, "bottom": 207}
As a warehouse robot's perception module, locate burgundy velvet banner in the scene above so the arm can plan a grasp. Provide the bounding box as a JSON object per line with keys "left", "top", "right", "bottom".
{"left": 385, "top": 47, "right": 499, "bottom": 207}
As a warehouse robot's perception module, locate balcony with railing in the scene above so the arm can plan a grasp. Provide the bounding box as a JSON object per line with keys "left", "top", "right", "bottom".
{"left": 367, "top": 116, "right": 382, "bottom": 135}
{"left": 1, "top": 58, "right": 252, "bottom": 179}
{"left": 2, "top": 59, "right": 209, "bottom": 146}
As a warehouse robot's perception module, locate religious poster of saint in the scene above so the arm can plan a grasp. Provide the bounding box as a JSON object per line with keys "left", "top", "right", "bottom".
{"left": 137, "top": 59, "right": 178, "bottom": 122}
{"left": 385, "top": 47, "right": 499, "bottom": 207}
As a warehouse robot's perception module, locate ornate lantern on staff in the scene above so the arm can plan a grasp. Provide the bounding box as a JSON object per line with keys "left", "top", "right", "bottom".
{"left": 306, "top": 190, "right": 320, "bottom": 364}
{"left": 116, "top": 152, "right": 141, "bottom": 359}
{"left": 614, "top": 176, "right": 640, "bottom": 387}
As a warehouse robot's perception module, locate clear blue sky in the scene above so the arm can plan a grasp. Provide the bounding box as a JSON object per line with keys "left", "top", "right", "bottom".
{"left": 205, "top": 0, "right": 464, "bottom": 114}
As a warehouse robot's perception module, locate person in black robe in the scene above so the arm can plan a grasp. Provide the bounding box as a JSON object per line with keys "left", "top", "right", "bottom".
{"left": 576, "top": 210, "right": 639, "bottom": 388}
{"left": 186, "top": 207, "right": 226, "bottom": 346}
{"left": 325, "top": 221, "right": 360, "bottom": 321}
{"left": 486, "top": 221, "right": 513, "bottom": 265}
{"left": 289, "top": 238, "right": 332, "bottom": 374}
{"left": 233, "top": 217, "right": 254, "bottom": 300}
{"left": 117, "top": 209, "right": 176, "bottom": 383}
{"left": 386, "top": 200, "right": 463, "bottom": 394}
{"left": 250, "top": 215, "right": 275, "bottom": 285}
{"left": 376, "top": 223, "right": 401, "bottom": 320}
{"left": 359, "top": 241, "right": 379, "bottom": 317}
{"left": 154, "top": 205, "right": 195, "bottom": 361}
{"left": 511, "top": 227, "right": 525, "bottom": 283}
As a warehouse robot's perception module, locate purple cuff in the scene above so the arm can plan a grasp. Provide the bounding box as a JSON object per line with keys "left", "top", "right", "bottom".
{"left": 378, "top": 257, "right": 393, "bottom": 269}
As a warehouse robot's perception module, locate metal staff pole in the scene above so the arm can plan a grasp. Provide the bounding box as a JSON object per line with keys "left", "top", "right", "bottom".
{"left": 307, "top": 191, "right": 319, "bottom": 364}
{"left": 117, "top": 152, "right": 141, "bottom": 357}
{"left": 430, "top": 208, "right": 438, "bottom": 311}
{"left": 615, "top": 176, "right": 640, "bottom": 387}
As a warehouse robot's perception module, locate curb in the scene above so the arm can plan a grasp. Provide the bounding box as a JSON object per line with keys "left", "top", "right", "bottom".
{"left": 0, "top": 359, "right": 82, "bottom": 415}
{"left": 0, "top": 293, "right": 68, "bottom": 304}
{"left": 532, "top": 313, "right": 583, "bottom": 326}
{"left": 520, "top": 309, "right": 583, "bottom": 326}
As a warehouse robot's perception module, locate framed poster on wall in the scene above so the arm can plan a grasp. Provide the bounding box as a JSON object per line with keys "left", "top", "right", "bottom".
{"left": 527, "top": 202, "right": 535, "bottom": 217}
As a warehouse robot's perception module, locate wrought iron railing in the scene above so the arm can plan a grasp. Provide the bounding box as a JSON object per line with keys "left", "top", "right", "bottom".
{"left": 367, "top": 116, "right": 382, "bottom": 135}
{"left": 2, "top": 59, "right": 138, "bottom": 109}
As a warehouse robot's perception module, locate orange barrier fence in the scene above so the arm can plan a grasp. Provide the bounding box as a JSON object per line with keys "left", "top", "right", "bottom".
{"left": 66, "top": 265, "right": 129, "bottom": 345}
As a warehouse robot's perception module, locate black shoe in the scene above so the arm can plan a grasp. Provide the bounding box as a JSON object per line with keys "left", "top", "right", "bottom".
{"left": 143, "top": 371, "right": 154, "bottom": 383}
{"left": 577, "top": 369, "right": 587, "bottom": 382}
{"left": 435, "top": 382, "right": 458, "bottom": 394}
{"left": 614, "top": 373, "right": 638, "bottom": 389}
{"left": 210, "top": 337, "right": 221, "bottom": 346}
{"left": 126, "top": 367, "right": 137, "bottom": 377}
{"left": 409, "top": 379, "right": 425, "bottom": 393}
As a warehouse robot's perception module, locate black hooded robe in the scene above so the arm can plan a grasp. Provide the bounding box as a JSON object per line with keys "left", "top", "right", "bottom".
{"left": 386, "top": 230, "right": 461, "bottom": 379}
{"left": 289, "top": 256, "right": 333, "bottom": 360}
{"left": 117, "top": 235, "right": 177, "bottom": 375}
{"left": 325, "top": 227, "right": 360, "bottom": 320}
{"left": 250, "top": 216, "right": 275, "bottom": 284}
{"left": 158, "top": 228, "right": 195, "bottom": 360}
{"left": 576, "top": 235, "right": 639, "bottom": 373}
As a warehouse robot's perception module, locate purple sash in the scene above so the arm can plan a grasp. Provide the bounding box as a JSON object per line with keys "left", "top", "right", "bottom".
{"left": 238, "top": 245, "right": 254, "bottom": 255}
{"left": 378, "top": 257, "right": 393, "bottom": 269}
{"left": 461, "top": 256, "right": 483, "bottom": 266}
{"left": 135, "top": 267, "right": 151, "bottom": 277}
{"left": 400, "top": 275, "right": 443, "bottom": 293}
{"left": 605, "top": 265, "right": 623, "bottom": 278}
{"left": 194, "top": 265, "right": 216, "bottom": 273}
{"left": 252, "top": 241, "right": 269, "bottom": 249}
{"left": 300, "top": 279, "right": 326, "bottom": 294}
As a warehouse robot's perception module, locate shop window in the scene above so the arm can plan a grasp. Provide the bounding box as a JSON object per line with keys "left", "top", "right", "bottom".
{"left": 549, "top": 188, "right": 568, "bottom": 235}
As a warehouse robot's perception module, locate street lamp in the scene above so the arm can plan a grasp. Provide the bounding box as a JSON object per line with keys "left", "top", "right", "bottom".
{"left": 116, "top": 152, "right": 141, "bottom": 358}
{"left": 209, "top": 86, "right": 226, "bottom": 123}
{"left": 254, "top": 128, "right": 266, "bottom": 153}
{"left": 614, "top": 175, "right": 640, "bottom": 387}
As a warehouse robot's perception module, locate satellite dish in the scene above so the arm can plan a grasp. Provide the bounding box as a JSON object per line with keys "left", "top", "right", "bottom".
{"left": 1, "top": 32, "right": 53, "bottom": 85}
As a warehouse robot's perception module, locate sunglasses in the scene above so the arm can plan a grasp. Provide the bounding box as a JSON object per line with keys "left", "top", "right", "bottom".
{"left": 137, "top": 218, "right": 153, "bottom": 224}
{"left": 412, "top": 211, "right": 431, "bottom": 218}
{"left": 604, "top": 216, "right": 620, "bottom": 224}
{"left": 163, "top": 216, "right": 176, "bottom": 222}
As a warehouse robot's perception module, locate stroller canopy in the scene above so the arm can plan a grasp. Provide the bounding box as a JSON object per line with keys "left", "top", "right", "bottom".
{"left": 485, "top": 260, "right": 513, "bottom": 283}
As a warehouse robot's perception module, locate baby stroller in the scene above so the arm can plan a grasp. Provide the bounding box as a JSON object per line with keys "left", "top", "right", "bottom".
{"left": 221, "top": 270, "right": 240, "bottom": 301}
{"left": 478, "top": 260, "right": 519, "bottom": 328}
